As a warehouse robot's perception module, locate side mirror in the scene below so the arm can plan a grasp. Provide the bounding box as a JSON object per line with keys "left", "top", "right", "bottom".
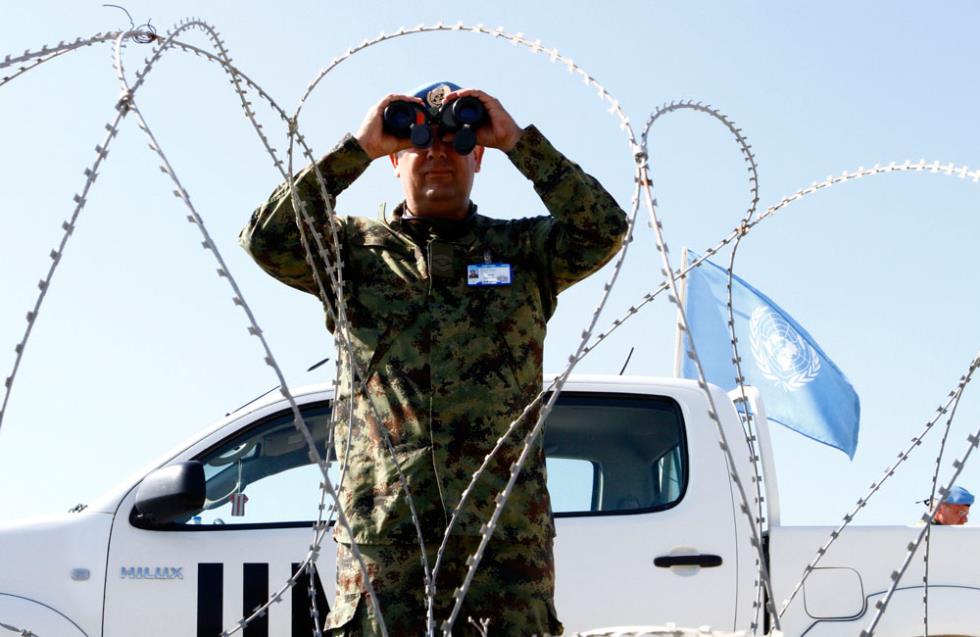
{"left": 134, "top": 461, "right": 205, "bottom": 525}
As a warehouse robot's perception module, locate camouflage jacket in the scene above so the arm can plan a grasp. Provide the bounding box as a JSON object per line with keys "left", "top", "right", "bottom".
{"left": 240, "top": 125, "right": 628, "bottom": 544}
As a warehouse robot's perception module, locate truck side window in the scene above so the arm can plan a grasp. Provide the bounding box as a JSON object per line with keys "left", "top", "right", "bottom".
{"left": 543, "top": 393, "right": 687, "bottom": 516}
{"left": 546, "top": 457, "right": 599, "bottom": 512}
{"left": 162, "top": 392, "right": 686, "bottom": 528}
{"left": 178, "top": 403, "right": 340, "bottom": 527}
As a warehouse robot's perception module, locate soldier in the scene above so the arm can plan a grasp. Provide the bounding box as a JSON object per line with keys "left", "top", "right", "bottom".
{"left": 240, "top": 81, "right": 628, "bottom": 636}
{"left": 931, "top": 485, "right": 973, "bottom": 526}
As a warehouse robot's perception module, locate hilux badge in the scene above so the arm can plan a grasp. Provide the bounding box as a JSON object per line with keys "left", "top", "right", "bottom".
{"left": 120, "top": 566, "right": 183, "bottom": 580}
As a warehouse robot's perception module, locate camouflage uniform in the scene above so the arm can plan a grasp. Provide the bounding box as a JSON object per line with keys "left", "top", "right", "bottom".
{"left": 240, "top": 125, "right": 627, "bottom": 635}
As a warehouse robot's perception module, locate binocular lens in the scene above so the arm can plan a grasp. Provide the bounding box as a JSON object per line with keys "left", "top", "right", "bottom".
{"left": 452, "top": 97, "right": 485, "bottom": 126}
{"left": 383, "top": 101, "right": 420, "bottom": 136}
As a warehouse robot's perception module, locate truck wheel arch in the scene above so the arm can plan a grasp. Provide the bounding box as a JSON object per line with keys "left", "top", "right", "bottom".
{"left": 802, "top": 585, "right": 980, "bottom": 637}
{"left": 0, "top": 593, "right": 88, "bottom": 636}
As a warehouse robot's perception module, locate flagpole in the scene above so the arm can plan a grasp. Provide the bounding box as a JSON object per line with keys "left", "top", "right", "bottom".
{"left": 672, "top": 246, "right": 689, "bottom": 377}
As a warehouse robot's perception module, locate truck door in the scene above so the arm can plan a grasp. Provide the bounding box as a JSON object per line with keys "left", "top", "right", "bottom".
{"left": 104, "top": 388, "right": 740, "bottom": 634}
{"left": 546, "top": 390, "right": 740, "bottom": 632}
{"left": 103, "top": 403, "right": 338, "bottom": 637}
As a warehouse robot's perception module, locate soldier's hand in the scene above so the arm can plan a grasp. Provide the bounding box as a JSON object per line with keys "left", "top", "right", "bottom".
{"left": 355, "top": 94, "right": 424, "bottom": 160}
{"left": 443, "top": 88, "right": 523, "bottom": 153}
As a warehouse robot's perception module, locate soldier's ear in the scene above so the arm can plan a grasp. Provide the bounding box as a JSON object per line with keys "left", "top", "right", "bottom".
{"left": 472, "top": 145, "right": 484, "bottom": 173}
{"left": 389, "top": 153, "right": 400, "bottom": 175}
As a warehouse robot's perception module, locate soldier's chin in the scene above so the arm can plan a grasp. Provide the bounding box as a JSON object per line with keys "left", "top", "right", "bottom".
{"left": 420, "top": 190, "right": 463, "bottom": 208}
{"left": 422, "top": 185, "right": 458, "bottom": 198}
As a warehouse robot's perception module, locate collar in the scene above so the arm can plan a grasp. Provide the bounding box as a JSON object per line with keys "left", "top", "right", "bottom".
{"left": 387, "top": 201, "right": 480, "bottom": 244}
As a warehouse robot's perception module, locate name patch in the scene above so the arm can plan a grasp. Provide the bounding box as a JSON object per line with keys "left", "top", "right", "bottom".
{"left": 467, "top": 263, "right": 512, "bottom": 286}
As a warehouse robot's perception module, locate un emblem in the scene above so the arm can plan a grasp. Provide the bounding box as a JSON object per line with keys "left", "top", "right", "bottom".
{"left": 426, "top": 84, "right": 451, "bottom": 109}
{"left": 749, "top": 306, "right": 820, "bottom": 391}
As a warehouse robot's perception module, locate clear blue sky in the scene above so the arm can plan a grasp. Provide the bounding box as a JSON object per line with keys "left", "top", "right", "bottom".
{"left": 2, "top": 1, "right": 979, "bottom": 528}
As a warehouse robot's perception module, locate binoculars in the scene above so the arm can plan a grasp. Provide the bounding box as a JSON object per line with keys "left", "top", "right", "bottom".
{"left": 382, "top": 96, "right": 486, "bottom": 155}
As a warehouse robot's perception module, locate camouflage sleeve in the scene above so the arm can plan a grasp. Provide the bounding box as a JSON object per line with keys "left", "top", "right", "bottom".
{"left": 506, "top": 125, "right": 629, "bottom": 293}
{"left": 238, "top": 134, "right": 371, "bottom": 296}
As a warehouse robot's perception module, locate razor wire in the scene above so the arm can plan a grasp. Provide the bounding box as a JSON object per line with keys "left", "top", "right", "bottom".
{"left": 161, "top": 21, "right": 368, "bottom": 635}
{"left": 0, "top": 97, "right": 125, "bottom": 432}
{"left": 0, "top": 18, "right": 425, "bottom": 637}
{"left": 0, "top": 19, "right": 872, "bottom": 636}
{"left": 0, "top": 21, "right": 801, "bottom": 633}
{"left": 0, "top": 28, "right": 141, "bottom": 433}
{"left": 128, "top": 18, "right": 361, "bottom": 586}
{"left": 113, "top": 20, "right": 764, "bottom": 636}
{"left": 640, "top": 99, "right": 769, "bottom": 632}
{"left": 439, "top": 178, "right": 643, "bottom": 636}
{"left": 272, "top": 22, "right": 670, "bottom": 635}
{"left": 1, "top": 46, "right": 91, "bottom": 90}
{"left": 289, "top": 26, "right": 779, "bottom": 635}
{"left": 0, "top": 16, "right": 374, "bottom": 635}
{"left": 634, "top": 130, "right": 781, "bottom": 631}
{"left": 4, "top": 17, "right": 980, "bottom": 637}
{"left": 861, "top": 355, "right": 980, "bottom": 636}
{"left": 122, "top": 19, "right": 437, "bottom": 636}
{"left": 289, "top": 25, "right": 641, "bottom": 635}
{"left": 110, "top": 21, "right": 403, "bottom": 636}
{"left": 579, "top": 158, "right": 980, "bottom": 370}
{"left": 564, "top": 157, "right": 980, "bottom": 628}
{"left": 0, "top": 31, "right": 128, "bottom": 90}
{"left": 178, "top": 20, "right": 647, "bottom": 634}
{"left": 187, "top": 22, "right": 348, "bottom": 633}
{"left": 0, "top": 621, "right": 36, "bottom": 637}
{"left": 107, "top": 25, "right": 391, "bottom": 636}
{"left": 921, "top": 361, "right": 969, "bottom": 637}
{"left": 774, "top": 351, "right": 980, "bottom": 620}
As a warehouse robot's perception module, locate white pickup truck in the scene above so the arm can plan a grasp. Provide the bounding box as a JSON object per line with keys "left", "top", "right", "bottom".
{"left": 1, "top": 375, "right": 978, "bottom": 636}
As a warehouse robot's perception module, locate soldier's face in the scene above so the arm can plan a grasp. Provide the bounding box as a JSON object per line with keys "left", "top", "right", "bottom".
{"left": 935, "top": 502, "right": 970, "bottom": 525}
{"left": 390, "top": 132, "right": 484, "bottom": 221}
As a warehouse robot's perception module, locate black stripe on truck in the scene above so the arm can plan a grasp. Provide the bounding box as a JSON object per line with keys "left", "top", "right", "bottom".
{"left": 243, "top": 563, "right": 269, "bottom": 637}
{"left": 195, "top": 561, "right": 329, "bottom": 636}
{"left": 292, "top": 562, "right": 329, "bottom": 633}
{"left": 197, "top": 563, "right": 223, "bottom": 637}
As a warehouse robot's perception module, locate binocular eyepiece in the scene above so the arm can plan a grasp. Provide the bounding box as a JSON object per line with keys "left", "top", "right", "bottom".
{"left": 382, "top": 96, "right": 486, "bottom": 155}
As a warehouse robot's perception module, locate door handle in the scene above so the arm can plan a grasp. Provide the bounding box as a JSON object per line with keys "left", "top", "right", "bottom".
{"left": 654, "top": 554, "right": 723, "bottom": 568}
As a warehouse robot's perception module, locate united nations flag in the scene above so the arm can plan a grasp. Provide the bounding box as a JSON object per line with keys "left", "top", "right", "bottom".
{"left": 681, "top": 251, "right": 860, "bottom": 458}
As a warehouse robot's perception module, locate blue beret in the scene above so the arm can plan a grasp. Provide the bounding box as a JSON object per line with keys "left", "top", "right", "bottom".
{"left": 411, "top": 81, "right": 461, "bottom": 111}
{"left": 944, "top": 485, "right": 975, "bottom": 505}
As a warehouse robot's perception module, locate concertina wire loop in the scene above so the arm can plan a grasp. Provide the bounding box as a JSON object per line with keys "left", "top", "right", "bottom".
{"left": 117, "top": 21, "right": 398, "bottom": 635}
{"left": 640, "top": 100, "right": 769, "bottom": 632}
{"left": 283, "top": 23, "right": 647, "bottom": 636}
{"left": 0, "top": 21, "right": 682, "bottom": 636}
{"left": 0, "top": 20, "right": 385, "bottom": 637}
{"left": 4, "top": 18, "right": 980, "bottom": 637}
{"left": 121, "top": 29, "right": 361, "bottom": 633}
{"left": 109, "top": 24, "right": 390, "bottom": 636}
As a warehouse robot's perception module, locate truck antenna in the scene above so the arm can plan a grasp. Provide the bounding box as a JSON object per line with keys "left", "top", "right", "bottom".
{"left": 225, "top": 358, "right": 331, "bottom": 415}
{"left": 618, "top": 346, "right": 635, "bottom": 376}
{"left": 306, "top": 357, "right": 331, "bottom": 372}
